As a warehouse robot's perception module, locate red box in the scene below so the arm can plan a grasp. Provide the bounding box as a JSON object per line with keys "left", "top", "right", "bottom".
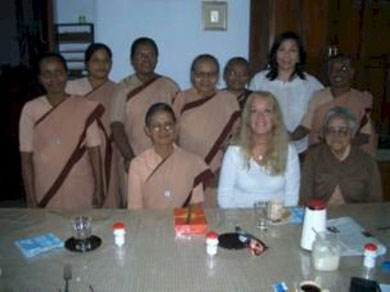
{"left": 174, "top": 207, "right": 207, "bottom": 235}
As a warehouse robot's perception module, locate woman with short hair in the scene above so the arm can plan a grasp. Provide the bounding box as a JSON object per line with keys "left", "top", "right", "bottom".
{"left": 173, "top": 54, "right": 240, "bottom": 207}
{"left": 300, "top": 106, "right": 382, "bottom": 205}
{"left": 20, "top": 53, "right": 104, "bottom": 210}
{"left": 66, "top": 43, "right": 121, "bottom": 208}
{"left": 127, "top": 103, "right": 212, "bottom": 210}
{"left": 223, "top": 56, "right": 252, "bottom": 110}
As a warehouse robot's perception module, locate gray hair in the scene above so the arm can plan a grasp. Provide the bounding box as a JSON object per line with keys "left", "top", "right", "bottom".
{"left": 323, "top": 106, "right": 357, "bottom": 132}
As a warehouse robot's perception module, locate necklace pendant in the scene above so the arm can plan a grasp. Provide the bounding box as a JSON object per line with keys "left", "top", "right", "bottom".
{"left": 164, "top": 190, "right": 171, "bottom": 198}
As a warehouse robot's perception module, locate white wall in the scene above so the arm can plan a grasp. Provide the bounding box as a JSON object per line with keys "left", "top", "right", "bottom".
{"left": 54, "top": 0, "right": 96, "bottom": 24}
{"left": 54, "top": 0, "right": 250, "bottom": 89}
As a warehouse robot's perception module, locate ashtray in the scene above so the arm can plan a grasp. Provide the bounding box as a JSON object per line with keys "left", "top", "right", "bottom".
{"left": 218, "top": 233, "right": 246, "bottom": 250}
{"left": 65, "top": 235, "right": 102, "bottom": 252}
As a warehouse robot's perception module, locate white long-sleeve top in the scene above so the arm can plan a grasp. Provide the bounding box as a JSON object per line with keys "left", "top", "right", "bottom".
{"left": 249, "top": 71, "right": 323, "bottom": 153}
{"left": 217, "top": 144, "right": 300, "bottom": 208}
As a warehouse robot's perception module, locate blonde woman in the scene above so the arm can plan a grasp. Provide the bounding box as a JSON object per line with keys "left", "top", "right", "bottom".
{"left": 217, "top": 91, "right": 300, "bottom": 208}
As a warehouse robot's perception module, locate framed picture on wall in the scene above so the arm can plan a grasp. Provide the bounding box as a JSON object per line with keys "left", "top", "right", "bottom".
{"left": 202, "top": 1, "right": 227, "bottom": 31}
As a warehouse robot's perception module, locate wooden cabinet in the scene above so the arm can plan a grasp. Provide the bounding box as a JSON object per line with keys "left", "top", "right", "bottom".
{"left": 249, "top": 0, "right": 329, "bottom": 80}
{"left": 249, "top": 0, "right": 390, "bottom": 135}
{"left": 54, "top": 23, "right": 94, "bottom": 78}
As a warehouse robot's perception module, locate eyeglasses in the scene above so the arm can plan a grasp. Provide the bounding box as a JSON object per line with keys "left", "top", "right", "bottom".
{"left": 325, "top": 127, "right": 350, "bottom": 137}
{"left": 149, "top": 122, "right": 174, "bottom": 132}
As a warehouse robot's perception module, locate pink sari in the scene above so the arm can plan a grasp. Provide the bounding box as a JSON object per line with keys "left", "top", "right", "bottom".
{"left": 33, "top": 96, "right": 104, "bottom": 210}
{"left": 174, "top": 89, "right": 240, "bottom": 207}
{"left": 67, "top": 78, "right": 122, "bottom": 207}
{"left": 128, "top": 147, "right": 212, "bottom": 210}
{"left": 124, "top": 75, "right": 179, "bottom": 155}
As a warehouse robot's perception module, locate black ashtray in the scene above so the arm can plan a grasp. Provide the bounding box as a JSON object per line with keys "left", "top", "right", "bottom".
{"left": 65, "top": 235, "right": 102, "bottom": 252}
{"left": 218, "top": 233, "right": 246, "bottom": 250}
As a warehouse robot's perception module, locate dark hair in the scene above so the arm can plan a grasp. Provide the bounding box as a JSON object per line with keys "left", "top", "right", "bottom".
{"left": 223, "top": 56, "right": 250, "bottom": 77}
{"left": 85, "top": 43, "right": 112, "bottom": 63}
{"left": 190, "top": 54, "right": 220, "bottom": 75}
{"left": 266, "top": 31, "right": 306, "bottom": 81}
{"left": 145, "top": 102, "right": 176, "bottom": 126}
{"left": 130, "top": 37, "right": 159, "bottom": 59}
{"left": 38, "top": 52, "right": 68, "bottom": 74}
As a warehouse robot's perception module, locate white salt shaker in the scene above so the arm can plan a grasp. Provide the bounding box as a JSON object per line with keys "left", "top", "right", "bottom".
{"left": 363, "top": 243, "right": 377, "bottom": 269}
{"left": 113, "top": 222, "right": 126, "bottom": 247}
{"left": 206, "top": 231, "right": 219, "bottom": 256}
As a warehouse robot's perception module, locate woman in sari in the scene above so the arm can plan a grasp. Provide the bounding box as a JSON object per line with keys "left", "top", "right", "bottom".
{"left": 66, "top": 43, "right": 121, "bottom": 208}
{"left": 173, "top": 54, "right": 240, "bottom": 207}
{"left": 218, "top": 91, "right": 300, "bottom": 208}
{"left": 300, "top": 107, "right": 382, "bottom": 205}
{"left": 223, "top": 57, "right": 252, "bottom": 110}
{"left": 127, "top": 103, "right": 212, "bottom": 210}
{"left": 110, "top": 37, "right": 179, "bottom": 207}
{"left": 19, "top": 53, "right": 104, "bottom": 210}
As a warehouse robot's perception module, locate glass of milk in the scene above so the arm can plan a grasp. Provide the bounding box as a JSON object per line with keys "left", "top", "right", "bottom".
{"left": 312, "top": 232, "right": 340, "bottom": 271}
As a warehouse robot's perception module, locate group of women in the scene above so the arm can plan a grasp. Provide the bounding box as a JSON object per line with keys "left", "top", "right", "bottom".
{"left": 19, "top": 31, "right": 383, "bottom": 212}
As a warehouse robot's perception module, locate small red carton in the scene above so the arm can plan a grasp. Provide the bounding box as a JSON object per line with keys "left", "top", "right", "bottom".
{"left": 174, "top": 207, "right": 207, "bottom": 235}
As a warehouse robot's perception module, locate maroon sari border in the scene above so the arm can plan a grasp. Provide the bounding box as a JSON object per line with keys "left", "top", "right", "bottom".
{"left": 204, "top": 110, "right": 241, "bottom": 165}
{"left": 180, "top": 92, "right": 216, "bottom": 115}
{"left": 38, "top": 104, "right": 105, "bottom": 208}
{"left": 237, "top": 89, "right": 252, "bottom": 110}
{"left": 84, "top": 80, "right": 108, "bottom": 98}
{"left": 126, "top": 75, "right": 161, "bottom": 102}
{"left": 34, "top": 97, "right": 68, "bottom": 127}
{"left": 181, "top": 168, "right": 214, "bottom": 208}
{"left": 145, "top": 151, "right": 173, "bottom": 183}
{"left": 96, "top": 119, "right": 112, "bottom": 193}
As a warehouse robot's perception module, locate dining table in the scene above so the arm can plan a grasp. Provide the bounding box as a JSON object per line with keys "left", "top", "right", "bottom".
{"left": 0, "top": 203, "right": 389, "bottom": 291}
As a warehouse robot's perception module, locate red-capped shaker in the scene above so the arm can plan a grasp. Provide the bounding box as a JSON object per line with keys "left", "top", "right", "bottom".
{"left": 363, "top": 243, "right": 377, "bottom": 269}
{"left": 113, "top": 222, "right": 126, "bottom": 247}
{"left": 206, "top": 231, "right": 219, "bottom": 256}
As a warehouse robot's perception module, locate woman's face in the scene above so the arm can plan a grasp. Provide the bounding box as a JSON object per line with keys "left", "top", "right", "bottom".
{"left": 191, "top": 59, "right": 218, "bottom": 97}
{"left": 249, "top": 96, "right": 274, "bottom": 137}
{"left": 324, "top": 116, "right": 352, "bottom": 154}
{"left": 39, "top": 57, "right": 67, "bottom": 95}
{"left": 87, "top": 49, "right": 112, "bottom": 80}
{"left": 224, "top": 62, "right": 250, "bottom": 92}
{"left": 276, "top": 39, "right": 299, "bottom": 72}
{"left": 328, "top": 59, "right": 354, "bottom": 89}
{"left": 131, "top": 44, "right": 157, "bottom": 76}
{"left": 146, "top": 111, "right": 176, "bottom": 146}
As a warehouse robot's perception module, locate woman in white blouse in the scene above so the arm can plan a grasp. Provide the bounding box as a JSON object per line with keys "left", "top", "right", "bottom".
{"left": 249, "top": 31, "right": 323, "bottom": 154}
{"left": 217, "top": 91, "right": 300, "bottom": 208}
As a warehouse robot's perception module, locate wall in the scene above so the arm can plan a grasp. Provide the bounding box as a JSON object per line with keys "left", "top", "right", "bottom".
{"left": 54, "top": 0, "right": 250, "bottom": 88}
{"left": 54, "top": 0, "right": 96, "bottom": 24}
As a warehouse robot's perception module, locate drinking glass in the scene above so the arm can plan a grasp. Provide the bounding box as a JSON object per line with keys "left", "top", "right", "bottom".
{"left": 253, "top": 201, "right": 269, "bottom": 231}
{"left": 71, "top": 216, "right": 92, "bottom": 252}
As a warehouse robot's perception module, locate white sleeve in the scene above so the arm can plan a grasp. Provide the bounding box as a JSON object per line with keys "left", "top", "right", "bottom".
{"left": 284, "top": 145, "right": 300, "bottom": 206}
{"left": 217, "top": 147, "right": 238, "bottom": 208}
{"left": 312, "top": 76, "right": 324, "bottom": 92}
{"left": 248, "top": 73, "right": 261, "bottom": 91}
